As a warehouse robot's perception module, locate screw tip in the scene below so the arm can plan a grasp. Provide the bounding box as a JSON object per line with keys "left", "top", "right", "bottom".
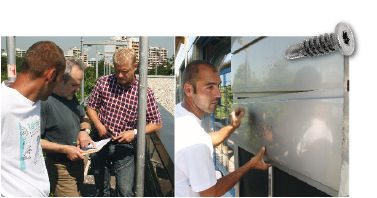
{"left": 285, "top": 44, "right": 303, "bottom": 60}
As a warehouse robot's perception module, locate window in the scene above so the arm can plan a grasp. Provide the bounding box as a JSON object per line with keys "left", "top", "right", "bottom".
{"left": 214, "top": 66, "right": 235, "bottom": 173}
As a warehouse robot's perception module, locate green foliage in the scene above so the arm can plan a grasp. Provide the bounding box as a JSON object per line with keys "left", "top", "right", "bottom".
{"left": 147, "top": 55, "right": 175, "bottom": 75}
{"left": 75, "top": 56, "right": 174, "bottom": 103}
{"left": 1, "top": 56, "right": 24, "bottom": 82}
{"left": 0, "top": 55, "right": 107, "bottom": 105}
{"left": 215, "top": 85, "right": 233, "bottom": 124}
{"left": 76, "top": 59, "right": 105, "bottom": 103}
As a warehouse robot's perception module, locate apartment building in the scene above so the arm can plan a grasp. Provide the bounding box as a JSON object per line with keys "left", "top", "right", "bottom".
{"left": 148, "top": 46, "right": 167, "bottom": 70}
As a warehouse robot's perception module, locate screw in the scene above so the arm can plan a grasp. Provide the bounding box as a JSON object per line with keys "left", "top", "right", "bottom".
{"left": 285, "top": 22, "right": 355, "bottom": 60}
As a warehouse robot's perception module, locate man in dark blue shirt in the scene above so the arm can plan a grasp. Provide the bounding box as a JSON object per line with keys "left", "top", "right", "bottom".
{"left": 41, "top": 59, "right": 94, "bottom": 196}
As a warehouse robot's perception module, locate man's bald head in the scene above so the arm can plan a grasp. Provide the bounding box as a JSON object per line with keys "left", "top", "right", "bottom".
{"left": 182, "top": 60, "right": 218, "bottom": 94}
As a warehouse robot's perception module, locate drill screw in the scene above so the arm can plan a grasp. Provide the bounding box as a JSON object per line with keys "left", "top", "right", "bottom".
{"left": 285, "top": 22, "right": 355, "bottom": 60}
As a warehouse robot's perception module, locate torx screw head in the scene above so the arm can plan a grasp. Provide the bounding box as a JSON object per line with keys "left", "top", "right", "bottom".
{"left": 335, "top": 22, "right": 355, "bottom": 56}
{"left": 285, "top": 22, "right": 355, "bottom": 60}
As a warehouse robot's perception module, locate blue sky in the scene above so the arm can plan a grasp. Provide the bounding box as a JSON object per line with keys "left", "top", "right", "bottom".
{"left": 1, "top": 36, "right": 174, "bottom": 59}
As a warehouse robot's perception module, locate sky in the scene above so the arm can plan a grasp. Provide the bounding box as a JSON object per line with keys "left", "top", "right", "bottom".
{"left": 1, "top": 36, "right": 174, "bottom": 59}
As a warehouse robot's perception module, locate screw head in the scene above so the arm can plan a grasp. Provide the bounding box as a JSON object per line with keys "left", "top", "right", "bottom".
{"left": 335, "top": 22, "right": 355, "bottom": 56}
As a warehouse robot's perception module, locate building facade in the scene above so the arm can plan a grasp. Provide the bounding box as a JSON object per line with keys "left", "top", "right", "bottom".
{"left": 174, "top": 36, "right": 349, "bottom": 197}
{"left": 15, "top": 48, "right": 26, "bottom": 57}
{"left": 148, "top": 46, "right": 167, "bottom": 70}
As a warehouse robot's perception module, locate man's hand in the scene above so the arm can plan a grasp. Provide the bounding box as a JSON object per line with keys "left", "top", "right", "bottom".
{"left": 248, "top": 146, "right": 272, "bottom": 170}
{"left": 63, "top": 145, "right": 84, "bottom": 161}
{"left": 77, "top": 131, "right": 95, "bottom": 149}
{"left": 230, "top": 108, "right": 245, "bottom": 128}
{"left": 199, "top": 146, "right": 271, "bottom": 197}
{"left": 112, "top": 130, "right": 135, "bottom": 143}
{"left": 96, "top": 122, "right": 113, "bottom": 139}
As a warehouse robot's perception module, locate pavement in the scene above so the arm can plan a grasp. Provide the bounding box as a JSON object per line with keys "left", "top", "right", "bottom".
{"left": 156, "top": 102, "right": 174, "bottom": 161}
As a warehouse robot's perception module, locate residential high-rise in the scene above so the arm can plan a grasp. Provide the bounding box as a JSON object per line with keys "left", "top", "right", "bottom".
{"left": 65, "top": 47, "right": 88, "bottom": 66}
{"left": 65, "top": 47, "right": 81, "bottom": 59}
{"left": 15, "top": 48, "right": 26, "bottom": 57}
{"left": 105, "top": 37, "right": 139, "bottom": 64}
{"left": 87, "top": 58, "right": 97, "bottom": 67}
{"left": 148, "top": 47, "right": 168, "bottom": 70}
{"left": 129, "top": 37, "right": 140, "bottom": 63}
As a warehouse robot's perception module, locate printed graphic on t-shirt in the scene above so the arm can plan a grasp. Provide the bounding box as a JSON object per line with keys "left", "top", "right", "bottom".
{"left": 18, "top": 115, "right": 43, "bottom": 170}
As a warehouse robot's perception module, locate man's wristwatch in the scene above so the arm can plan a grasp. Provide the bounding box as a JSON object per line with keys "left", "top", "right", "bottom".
{"left": 80, "top": 128, "right": 91, "bottom": 134}
{"left": 134, "top": 129, "right": 137, "bottom": 137}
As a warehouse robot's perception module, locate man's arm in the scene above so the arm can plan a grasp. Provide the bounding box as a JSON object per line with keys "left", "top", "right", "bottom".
{"left": 80, "top": 114, "right": 91, "bottom": 130}
{"left": 200, "top": 147, "right": 271, "bottom": 197}
{"left": 209, "top": 108, "right": 245, "bottom": 147}
{"left": 77, "top": 114, "right": 95, "bottom": 148}
{"left": 112, "top": 123, "right": 162, "bottom": 143}
{"left": 146, "top": 123, "right": 162, "bottom": 134}
{"left": 86, "top": 106, "right": 112, "bottom": 139}
{"left": 41, "top": 139, "right": 84, "bottom": 161}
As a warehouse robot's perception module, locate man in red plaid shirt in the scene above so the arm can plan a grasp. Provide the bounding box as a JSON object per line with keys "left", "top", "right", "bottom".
{"left": 86, "top": 48, "right": 162, "bottom": 196}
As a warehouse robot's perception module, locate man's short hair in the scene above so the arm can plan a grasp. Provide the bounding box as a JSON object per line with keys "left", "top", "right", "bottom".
{"left": 62, "top": 59, "right": 84, "bottom": 84}
{"left": 113, "top": 48, "right": 136, "bottom": 66}
{"left": 182, "top": 60, "right": 217, "bottom": 93}
{"left": 20, "top": 41, "right": 66, "bottom": 79}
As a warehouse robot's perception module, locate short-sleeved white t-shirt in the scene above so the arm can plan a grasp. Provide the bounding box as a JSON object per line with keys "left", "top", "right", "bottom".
{"left": 175, "top": 103, "right": 217, "bottom": 197}
{"left": 1, "top": 83, "right": 50, "bottom": 197}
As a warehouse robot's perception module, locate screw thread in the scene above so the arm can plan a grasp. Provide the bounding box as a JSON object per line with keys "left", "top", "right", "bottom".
{"left": 285, "top": 23, "right": 355, "bottom": 60}
{"left": 301, "top": 33, "right": 338, "bottom": 57}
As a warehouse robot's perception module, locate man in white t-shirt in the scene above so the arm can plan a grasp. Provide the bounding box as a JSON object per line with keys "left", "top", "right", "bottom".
{"left": 1, "top": 41, "right": 66, "bottom": 196}
{"left": 175, "top": 60, "right": 271, "bottom": 197}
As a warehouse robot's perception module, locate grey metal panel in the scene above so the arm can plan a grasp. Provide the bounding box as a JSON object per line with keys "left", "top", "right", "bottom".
{"left": 230, "top": 36, "right": 346, "bottom": 195}
{"left": 231, "top": 37, "right": 344, "bottom": 93}
{"left": 231, "top": 98, "right": 343, "bottom": 194}
{"left": 231, "top": 37, "right": 259, "bottom": 53}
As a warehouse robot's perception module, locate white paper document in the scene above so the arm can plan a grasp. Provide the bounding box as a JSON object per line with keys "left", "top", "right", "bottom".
{"left": 80, "top": 138, "right": 111, "bottom": 155}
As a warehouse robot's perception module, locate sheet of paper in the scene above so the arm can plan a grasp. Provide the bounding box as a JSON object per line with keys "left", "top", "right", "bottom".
{"left": 80, "top": 138, "right": 111, "bottom": 155}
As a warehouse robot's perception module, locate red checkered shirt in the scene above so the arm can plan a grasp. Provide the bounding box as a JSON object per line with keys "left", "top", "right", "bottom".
{"left": 87, "top": 74, "right": 162, "bottom": 136}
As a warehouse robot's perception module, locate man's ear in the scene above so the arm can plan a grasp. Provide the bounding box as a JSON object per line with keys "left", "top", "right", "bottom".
{"left": 133, "top": 62, "right": 139, "bottom": 70}
{"left": 184, "top": 83, "right": 194, "bottom": 97}
{"left": 44, "top": 67, "right": 57, "bottom": 83}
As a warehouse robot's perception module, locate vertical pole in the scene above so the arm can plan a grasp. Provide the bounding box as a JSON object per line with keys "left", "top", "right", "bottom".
{"left": 104, "top": 62, "right": 106, "bottom": 76}
{"left": 234, "top": 145, "right": 240, "bottom": 197}
{"left": 96, "top": 48, "right": 99, "bottom": 79}
{"left": 338, "top": 56, "right": 349, "bottom": 196}
{"left": 268, "top": 166, "right": 273, "bottom": 197}
{"left": 135, "top": 36, "right": 148, "bottom": 197}
{"left": 103, "top": 45, "right": 106, "bottom": 76}
{"left": 171, "top": 57, "right": 174, "bottom": 75}
{"left": 6, "top": 36, "right": 17, "bottom": 82}
{"left": 80, "top": 37, "right": 85, "bottom": 104}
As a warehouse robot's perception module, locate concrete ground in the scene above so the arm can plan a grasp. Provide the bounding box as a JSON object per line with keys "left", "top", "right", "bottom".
{"left": 156, "top": 102, "right": 174, "bottom": 161}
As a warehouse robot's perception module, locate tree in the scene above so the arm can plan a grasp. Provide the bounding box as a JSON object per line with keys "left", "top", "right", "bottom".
{"left": 76, "top": 58, "right": 105, "bottom": 103}
{"left": 1, "top": 56, "right": 24, "bottom": 82}
{"left": 147, "top": 55, "right": 174, "bottom": 75}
